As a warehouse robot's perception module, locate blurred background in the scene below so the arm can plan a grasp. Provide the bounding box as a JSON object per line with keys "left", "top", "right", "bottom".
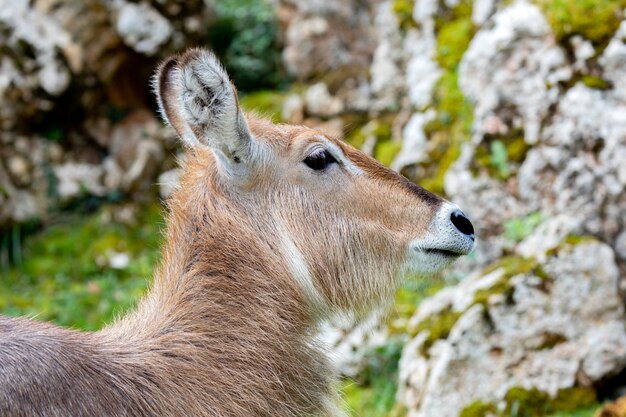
{"left": 1, "top": 0, "right": 626, "bottom": 416}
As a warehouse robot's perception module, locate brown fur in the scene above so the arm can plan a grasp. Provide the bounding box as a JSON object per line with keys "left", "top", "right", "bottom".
{"left": 0, "top": 49, "right": 460, "bottom": 417}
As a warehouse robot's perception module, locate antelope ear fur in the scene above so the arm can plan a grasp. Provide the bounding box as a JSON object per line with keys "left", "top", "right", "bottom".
{"left": 154, "top": 48, "right": 252, "bottom": 165}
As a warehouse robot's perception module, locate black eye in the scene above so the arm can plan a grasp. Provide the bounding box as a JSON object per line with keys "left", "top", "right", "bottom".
{"left": 303, "top": 149, "right": 337, "bottom": 171}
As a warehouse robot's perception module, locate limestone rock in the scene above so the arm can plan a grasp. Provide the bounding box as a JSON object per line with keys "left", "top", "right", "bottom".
{"left": 304, "top": 83, "right": 344, "bottom": 118}
{"left": 398, "top": 241, "right": 626, "bottom": 417}
{"left": 278, "top": 0, "right": 375, "bottom": 81}
{"left": 459, "top": 1, "right": 570, "bottom": 144}
{"left": 114, "top": 1, "right": 173, "bottom": 55}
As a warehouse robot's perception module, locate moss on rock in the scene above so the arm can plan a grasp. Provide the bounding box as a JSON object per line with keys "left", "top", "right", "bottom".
{"left": 458, "top": 386, "right": 598, "bottom": 417}
{"left": 581, "top": 75, "right": 611, "bottom": 90}
{"left": 416, "top": 0, "right": 475, "bottom": 195}
{"left": 393, "top": 0, "right": 417, "bottom": 31}
{"left": 473, "top": 133, "right": 530, "bottom": 180}
{"left": 459, "top": 400, "right": 498, "bottom": 417}
{"left": 411, "top": 307, "right": 464, "bottom": 353}
{"left": 534, "top": 0, "right": 626, "bottom": 46}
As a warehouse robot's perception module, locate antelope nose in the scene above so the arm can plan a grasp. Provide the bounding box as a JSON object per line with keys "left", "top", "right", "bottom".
{"left": 450, "top": 210, "right": 475, "bottom": 240}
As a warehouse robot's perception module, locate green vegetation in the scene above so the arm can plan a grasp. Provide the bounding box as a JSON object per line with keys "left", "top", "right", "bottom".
{"left": 345, "top": 117, "right": 403, "bottom": 167}
{"left": 503, "top": 212, "right": 545, "bottom": 244}
{"left": 343, "top": 339, "right": 405, "bottom": 417}
{"left": 580, "top": 75, "right": 610, "bottom": 90}
{"left": 393, "top": 0, "right": 417, "bottom": 31}
{"left": 481, "top": 255, "right": 550, "bottom": 282}
{"left": 240, "top": 90, "right": 287, "bottom": 122}
{"left": 208, "top": 0, "right": 285, "bottom": 92}
{"left": 459, "top": 387, "right": 598, "bottom": 417}
{"left": 460, "top": 400, "right": 498, "bottom": 417}
{"left": 419, "top": 1, "right": 475, "bottom": 195}
{"left": 411, "top": 307, "right": 464, "bottom": 353}
{"left": 0, "top": 203, "right": 163, "bottom": 330}
{"left": 534, "top": 0, "right": 626, "bottom": 45}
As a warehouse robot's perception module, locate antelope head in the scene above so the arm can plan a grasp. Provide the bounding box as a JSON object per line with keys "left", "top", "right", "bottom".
{"left": 155, "top": 49, "right": 475, "bottom": 320}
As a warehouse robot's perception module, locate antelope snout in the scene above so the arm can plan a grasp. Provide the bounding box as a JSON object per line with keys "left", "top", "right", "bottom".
{"left": 431, "top": 203, "right": 476, "bottom": 256}
{"left": 410, "top": 203, "right": 476, "bottom": 262}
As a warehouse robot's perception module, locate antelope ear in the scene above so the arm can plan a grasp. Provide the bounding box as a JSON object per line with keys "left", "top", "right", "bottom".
{"left": 154, "top": 48, "right": 253, "bottom": 167}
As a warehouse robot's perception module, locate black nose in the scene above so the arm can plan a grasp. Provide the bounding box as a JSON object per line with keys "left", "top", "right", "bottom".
{"left": 451, "top": 210, "right": 475, "bottom": 239}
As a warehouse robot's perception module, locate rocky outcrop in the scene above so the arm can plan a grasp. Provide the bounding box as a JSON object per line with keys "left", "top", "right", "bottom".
{"left": 0, "top": 0, "right": 215, "bottom": 226}
{"left": 397, "top": 240, "right": 626, "bottom": 417}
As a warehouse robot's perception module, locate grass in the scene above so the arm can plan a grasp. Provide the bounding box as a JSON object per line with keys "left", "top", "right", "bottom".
{"left": 0, "top": 203, "right": 164, "bottom": 330}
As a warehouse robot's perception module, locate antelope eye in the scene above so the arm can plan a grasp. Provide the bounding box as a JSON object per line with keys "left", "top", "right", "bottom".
{"left": 303, "top": 148, "right": 337, "bottom": 171}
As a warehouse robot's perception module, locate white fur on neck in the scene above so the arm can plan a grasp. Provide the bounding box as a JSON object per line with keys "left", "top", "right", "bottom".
{"left": 276, "top": 221, "right": 329, "bottom": 318}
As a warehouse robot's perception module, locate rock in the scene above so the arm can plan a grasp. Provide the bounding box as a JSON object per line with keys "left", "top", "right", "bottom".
{"left": 472, "top": 0, "right": 495, "bottom": 26}
{"left": 404, "top": 29, "right": 441, "bottom": 111}
{"left": 278, "top": 0, "right": 375, "bottom": 81}
{"left": 281, "top": 94, "right": 305, "bottom": 124}
{"left": 54, "top": 163, "right": 106, "bottom": 201}
{"left": 369, "top": 1, "right": 405, "bottom": 110}
{"left": 0, "top": 0, "right": 74, "bottom": 129}
{"left": 616, "top": 230, "right": 626, "bottom": 262}
{"left": 601, "top": 19, "right": 626, "bottom": 102}
{"left": 391, "top": 111, "right": 435, "bottom": 172}
{"left": 397, "top": 241, "right": 626, "bottom": 417}
{"left": 158, "top": 168, "right": 182, "bottom": 199}
{"left": 303, "top": 118, "right": 344, "bottom": 140}
{"left": 459, "top": 0, "right": 570, "bottom": 144}
{"left": 516, "top": 215, "right": 581, "bottom": 263}
{"left": 304, "top": 83, "right": 344, "bottom": 117}
{"left": 6, "top": 155, "right": 32, "bottom": 187}
{"left": 114, "top": 1, "right": 173, "bottom": 55}
{"left": 107, "top": 110, "right": 165, "bottom": 193}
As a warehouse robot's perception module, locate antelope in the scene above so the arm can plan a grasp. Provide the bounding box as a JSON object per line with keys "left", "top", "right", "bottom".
{"left": 0, "top": 48, "right": 475, "bottom": 417}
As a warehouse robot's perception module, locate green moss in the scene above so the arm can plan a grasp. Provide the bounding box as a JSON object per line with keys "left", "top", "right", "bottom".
{"left": 412, "top": 307, "right": 464, "bottom": 353}
{"left": 459, "top": 390, "right": 600, "bottom": 417}
{"left": 404, "top": 0, "right": 475, "bottom": 196}
{"left": 346, "top": 116, "right": 400, "bottom": 167}
{"left": 551, "top": 387, "right": 597, "bottom": 412}
{"left": 239, "top": 90, "right": 287, "bottom": 122}
{"left": 503, "top": 212, "right": 545, "bottom": 244}
{"left": 472, "top": 277, "right": 515, "bottom": 307}
{"left": 389, "top": 279, "right": 447, "bottom": 335}
{"left": 546, "top": 235, "right": 599, "bottom": 257}
{"left": 505, "top": 387, "right": 551, "bottom": 417}
{"left": 419, "top": 71, "right": 473, "bottom": 195}
{"left": 581, "top": 75, "right": 610, "bottom": 90}
{"left": 459, "top": 400, "right": 498, "bottom": 417}
{"left": 436, "top": 16, "right": 475, "bottom": 70}
{"left": 482, "top": 256, "right": 543, "bottom": 279}
{"left": 474, "top": 133, "right": 530, "bottom": 180}
{"left": 547, "top": 406, "right": 599, "bottom": 417}
{"left": 374, "top": 141, "right": 403, "bottom": 167}
{"left": 393, "top": 0, "right": 417, "bottom": 31}
{"left": 534, "top": 0, "right": 626, "bottom": 45}
{"left": 562, "top": 234, "right": 598, "bottom": 246}
{"left": 502, "top": 386, "right": 597, "bottom": 417}
{"left": 473, "top": 256, "right": 552, "bottom": 307}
